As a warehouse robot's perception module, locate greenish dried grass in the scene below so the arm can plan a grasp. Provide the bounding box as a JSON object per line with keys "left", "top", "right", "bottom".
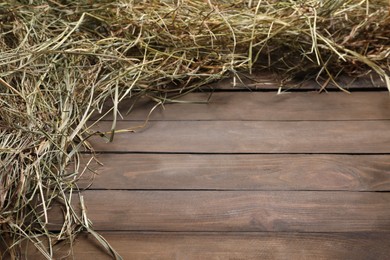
{"left": 0, "top": 0, "right": 389, "bottom": 259}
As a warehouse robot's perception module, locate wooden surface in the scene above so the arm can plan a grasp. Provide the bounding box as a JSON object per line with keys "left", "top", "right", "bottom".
{"left": 50, "top": 190, "right": 390, "bottom": 232}
{"left": 23, "top": 91, "right": 390, "bottom": 259}
{"left": 204, "top": 71, "right": 387, "bottom": 90}
{"left": 78, "top": 154, "right": 390, "bottom": 191}
{"left": 89, "top": 120, "right": 390, "bottom": 153}
{"left": 26, "top": 232, "right": 390, "bottom": 260}
{"left": 95, "top": 92, "right": 390, "bottom": 121}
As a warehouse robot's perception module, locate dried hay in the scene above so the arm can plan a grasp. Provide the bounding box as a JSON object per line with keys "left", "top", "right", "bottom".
{"left": 0, "top": 0, "right": 389, "bottom": 259}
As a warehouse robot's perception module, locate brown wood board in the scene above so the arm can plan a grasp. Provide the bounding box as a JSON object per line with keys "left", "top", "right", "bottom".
{"left": 94, "top": 92, "right": 390, "bottom": 121}
{"left": 42, "top": 90, "right": 390, "bottom": 259}
{"left": 24, "top": 232, "right": 390, "bottom": 260}
{"left": 204, "top": 71, "right": 386, "bottom": 90}
{"left": 77, "top": 154, "right": 390, "bottom": 191}
{"left": 88, "top": 120, "right": 390, "bottom": 153}
{"left": 51, "top": 190, "right": 390, "bottom": 232}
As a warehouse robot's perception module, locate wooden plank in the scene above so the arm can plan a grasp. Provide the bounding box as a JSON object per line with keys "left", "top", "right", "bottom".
{"left": 0, "top": 242, "right": 11, "bottom": 260}
{"left": 24, "top": 232, "right": 390, "bottom": 260}
{"left": 88, "top": 121, "right": 390, "bottom": 153}
{"left": 56, "top": 190, "right": 390, "bottom": 232}
{"left": 78, "top": 154, "right": 390, "bottom": 191}
{"left": 95, "top": 92, "right": 390, "bottom": 121}
{"left": 205, "top": 71, "right": 386, "bottom": 90}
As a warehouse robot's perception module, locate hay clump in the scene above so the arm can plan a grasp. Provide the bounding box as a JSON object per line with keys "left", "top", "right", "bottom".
{"left": 0, "top": 0, "right": 389, "bottom": 259}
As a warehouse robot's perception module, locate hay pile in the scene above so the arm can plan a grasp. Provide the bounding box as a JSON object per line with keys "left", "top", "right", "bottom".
{"left": 0, "top": 0, "right": 389, "bottom": 258}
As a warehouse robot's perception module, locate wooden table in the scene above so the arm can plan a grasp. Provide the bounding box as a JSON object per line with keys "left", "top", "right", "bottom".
{"left": 28, "top": 90, "right": 390, "bottom": 259}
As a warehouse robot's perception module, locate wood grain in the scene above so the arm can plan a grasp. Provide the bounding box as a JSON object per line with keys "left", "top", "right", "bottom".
{"left": 205, "top": 71, "right": 386, "bottom": 90}
{"left": 94, "top": 92, "right": 390, "bottom": 121}
{"left": 53, "top": 190, "right": 390, "bottom": 232}
{"left": 24, "top": 232, "right": 390, "bottom": 260}
{"left": 78, "top": 154, "right": 390, "bottom": 191}
{"left": 0, "top": 242, "right": 10, "bottom": 260}
{"left": 88, "top": 120, "right": 390, "bottom": 153}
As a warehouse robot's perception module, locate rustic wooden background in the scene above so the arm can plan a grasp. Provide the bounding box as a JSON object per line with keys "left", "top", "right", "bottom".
{"left": 24, "top": 76, "right": 390, "bottom": 259}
